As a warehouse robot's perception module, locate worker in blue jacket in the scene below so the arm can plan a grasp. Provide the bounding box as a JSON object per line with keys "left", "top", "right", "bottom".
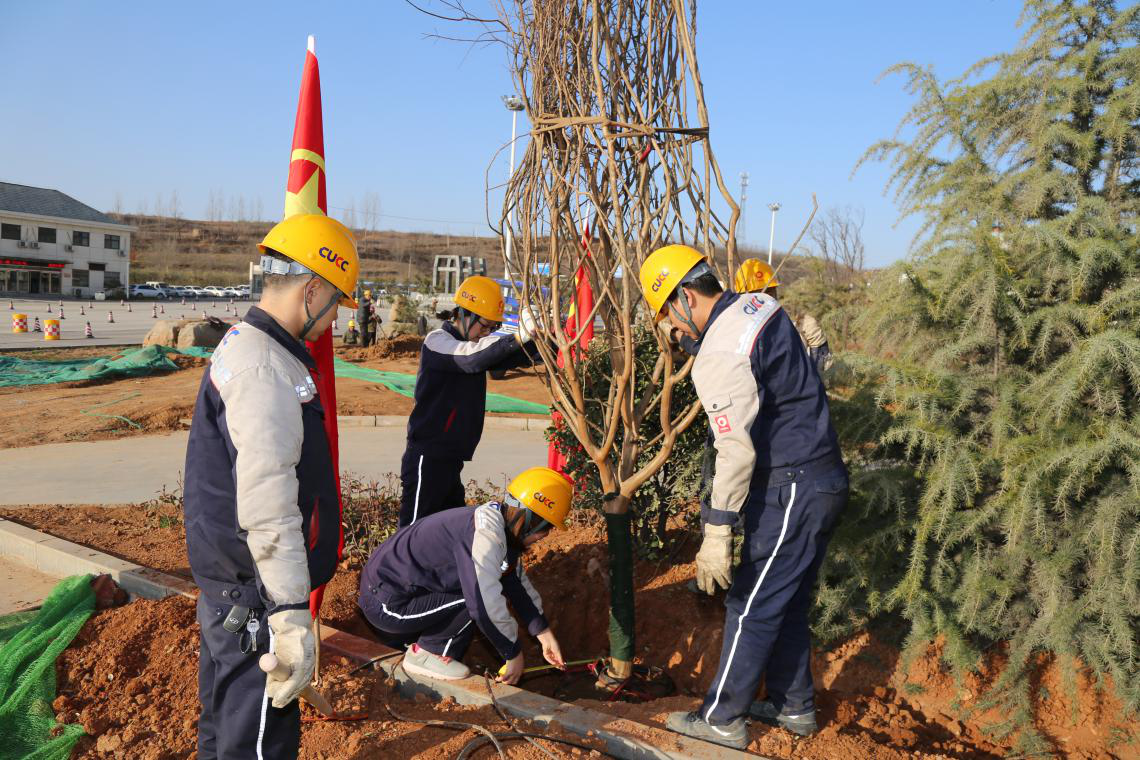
{"left": 399, "top": 275, "right": 543, "bottom": 526}
{"left": 360, "top": 466, "right": 571, "bottom": 683}
{"left": 639, "top": 245, "right": 848, "bottom": 749}
{"left": 184, "top": 214, "right": 359, "bottom": 760}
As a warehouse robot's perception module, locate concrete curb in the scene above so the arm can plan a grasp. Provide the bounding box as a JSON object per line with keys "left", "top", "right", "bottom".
{"left": 0, "top": 520, "right": 761, "bottom": 760}
{"left": 0, "top": 519, "right": 197, "bottom": 601}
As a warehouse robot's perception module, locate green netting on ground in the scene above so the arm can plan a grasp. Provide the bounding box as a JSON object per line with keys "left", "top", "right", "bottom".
{"left": 332, "top": 358, "right": 550, "bottom": 415}
{"left": 0, "top": 345, "right": 187, "bottom": 387}
{"left": 0, "top": 575, "right": 95, "bottom": 760}
{"left": 0, "top": 345, "right": 550, "bottom": 414}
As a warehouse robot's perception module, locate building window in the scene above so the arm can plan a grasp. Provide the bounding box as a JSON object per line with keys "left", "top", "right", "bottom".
{"left": 1, "top": 223, "right": 19, "bottom": 240}
{"left": 104, "top": 234, "right": 121, "bottom": 250}
{"left": 73, "top": 231, "right": 90, "bottom": 247}
{"left": 89, "top": 262, "right": 105, "bottom": 271}
{"left": 105, "top": 271, "right": 121, "bottom": 288}
{"left": 73, "top": 269, "right": 90, "bottom": 287}
{"left": 38, "top": 227, "right": 57, "bottom": 244}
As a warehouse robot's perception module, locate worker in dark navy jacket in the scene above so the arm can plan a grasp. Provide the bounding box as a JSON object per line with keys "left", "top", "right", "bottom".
{"left": 399, "top": 275, "right": 543, "bottom": 526}
{"left": 183, "top": 214, "right": 360, "bottom": 760}
{"left": 360, "top": 466, "right": 571, "bottom": 683}
{"left": 639, "top": 245, "right": 847, "bottom": 749}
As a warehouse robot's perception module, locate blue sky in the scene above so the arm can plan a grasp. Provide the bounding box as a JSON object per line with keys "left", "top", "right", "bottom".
{"left": 0, "top": 1, "right": 1027, "bottom": 267}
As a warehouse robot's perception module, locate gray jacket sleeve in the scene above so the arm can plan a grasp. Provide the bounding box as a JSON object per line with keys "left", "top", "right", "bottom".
{"left": 218, "top": 363, "right": 311, "bottom": 608}
{"left": 692, "top": 350, "right": 761, "bottom": 526}
{"left": 460, "top": 505, "right": 523, "bottom": 659}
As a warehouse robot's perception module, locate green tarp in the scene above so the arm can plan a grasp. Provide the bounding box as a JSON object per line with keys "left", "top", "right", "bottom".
{"left": 332, "top": 358, "right": 549, "bottom": 415}
{"left": 0, "top": 346, "right": 550, "bottom": 415}
{"left": 0, "top": 575, "right": 95, "bottom": 760}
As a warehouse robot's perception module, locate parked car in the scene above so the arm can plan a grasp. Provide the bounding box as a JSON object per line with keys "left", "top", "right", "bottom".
{"left": 203, "top": 286, "right": 226, "bottom": 298}
{"left": 188, "top": 286, "right": 207, "bottom": 298}
{"left": 130, "top": 284, "right": 167, "bottom": 299}
{"left": 171, "top": 285, "right": 195, "bottom": 298}
{"left": 221, "top": 287, "right": 242, "bottom": 298}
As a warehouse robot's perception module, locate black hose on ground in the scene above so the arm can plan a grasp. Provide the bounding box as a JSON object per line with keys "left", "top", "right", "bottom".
{"left": 455, "top": 732, "right": 606, "bottom": 760}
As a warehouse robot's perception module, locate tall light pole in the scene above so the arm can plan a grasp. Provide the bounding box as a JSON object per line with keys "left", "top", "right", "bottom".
{"left": 502, "top": 95, "right": 525, "bottom": 280}
{"left": 738, "top": 171, "right": 749, "bottom": 246}
{"left": 767, "top": 202, "right": 781, "bottom": 266}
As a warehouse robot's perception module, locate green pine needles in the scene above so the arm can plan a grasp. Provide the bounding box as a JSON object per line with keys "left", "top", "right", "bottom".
{"left": 846, "top": 0, "right": 1140, "bottom": 740}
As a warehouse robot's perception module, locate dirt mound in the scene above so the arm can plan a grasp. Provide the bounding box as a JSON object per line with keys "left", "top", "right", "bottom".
{"left": 11, "top": 505, "right": 1137, "bottom": 758}
{"left": 338, "top": 334, "right": 424, "bottom": 362}
{"left": 55, "top": 595, "right": 608, "bottom": 759}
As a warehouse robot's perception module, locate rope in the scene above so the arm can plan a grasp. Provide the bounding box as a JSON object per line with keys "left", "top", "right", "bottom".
{"left": 78, "top": 392, "right": 141, "bottom": 429}
{"left": 456, "top": 732, "right": 604, "bottom": 760}
{"left": 384, "top": 702, "right": 507, "bottom": 760}
{"left": 483, "top": 672, "right": 558, "bottom": 760}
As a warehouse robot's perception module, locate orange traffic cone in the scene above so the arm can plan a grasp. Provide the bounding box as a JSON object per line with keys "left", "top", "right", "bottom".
{"left": 7, "top": 300, "right": 12, "bottom": 310}
{"left": 120, "top": 299, "right": 125, "bottom": 306}
{"left": 47, "top": 303, "right": 53, "bottom": 313}
{"left": 127, "top": 303, "right": 132, "bottom": 313}
{"left": 107, "top": 311, "right": 115, "bottom": 323}
{"left": 59, "top": 306, "right": 65, "bottom": 320}
{"left": 80, "top": 304, "right": 86, "bottom": 316}
{"left": 160, "top": 304, "right": 165, "bottom": 315}
{"left": 84, "top": 321, "right": 94, "bottom": 339}
{"left": 33, "top": 317, "right": 41, "bottom": 332}
{"left": 181, "top": 297, "right": 186, "bottom": 306}
{"left": 152, "top": 304, "right": 158, "bottom": 318}
{"left": 201, "top": 310, "right": 207, "bottom": 320}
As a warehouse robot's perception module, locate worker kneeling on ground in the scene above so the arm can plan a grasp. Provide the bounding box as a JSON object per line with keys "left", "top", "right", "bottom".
{"left": 639, "top": 245, "right": 848, "bottom": 749}
{"left": 358, "top": 466, "right": 569, "bottom": 683}
{"left": 398, "top": 275, "right": 544, "bottom": 527}
{"left": 183, "top": 213, "right": 359, "bottom": 760}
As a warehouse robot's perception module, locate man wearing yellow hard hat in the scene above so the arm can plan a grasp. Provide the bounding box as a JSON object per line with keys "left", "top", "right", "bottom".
{"left": 638, "top": 244, "right": 847, "bottom": 748}
{"left": 359, "top": 467, "right": 570, "bottom": 684}
{"left": 735, "top": 258, "right": 831, "bottom": 376}
{"left": 183, "top": 214, "right": 359, "bottom": 758}
{"left": 397, "top": 274, "right": 543, "bottom": 527}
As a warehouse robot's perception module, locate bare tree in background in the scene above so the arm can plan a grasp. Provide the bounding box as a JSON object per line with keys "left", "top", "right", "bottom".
{"left": 809, "top": 205, "right": 865, "bottom": 283}
{"left": 206, "top": 189, "right": 224, "bottom": 223}
{"left": 112, "top": 191, "right": 124, "bottom": 216}
{"left": 253, "top": 196, "right": 264, "bottom": 223}
{"left": 422, "top": 0, "right": 752, "bottom": 684}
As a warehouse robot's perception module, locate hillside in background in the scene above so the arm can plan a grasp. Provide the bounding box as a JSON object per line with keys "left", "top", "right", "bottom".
{"left": 113, "top": 213, "right": 822, "bottom": 292}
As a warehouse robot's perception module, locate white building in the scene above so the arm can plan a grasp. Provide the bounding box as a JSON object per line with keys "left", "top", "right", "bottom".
{"left": 0, "top": 181, "right": 135, "bottom": 298}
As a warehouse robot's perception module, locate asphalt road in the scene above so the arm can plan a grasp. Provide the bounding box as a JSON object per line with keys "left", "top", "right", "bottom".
{"left": 0, "top": 296, "right": 359, "bottom": 349}
{"left": 0, "top": 427, "right": 548, "bottom": 505}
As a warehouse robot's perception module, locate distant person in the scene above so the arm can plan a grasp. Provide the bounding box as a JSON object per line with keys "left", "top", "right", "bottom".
{"left": 183, "top": 214, "right": 359, "bottom": 759}
{"left": 356, "top": 292, "right": 373, "bottom": 348}
{"left": 397, "top": 276, "right": 542, "bottom": 527}
{"left": 365, "top": 301, "right": 378, "bottom": 346}
{"left": 343, "top": 318, "right": 359, "bottom": 346}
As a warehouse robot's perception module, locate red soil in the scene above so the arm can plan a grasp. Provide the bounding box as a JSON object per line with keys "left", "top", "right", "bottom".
{"left": 5, "top": 503, "right": 1136, "bottom": 758}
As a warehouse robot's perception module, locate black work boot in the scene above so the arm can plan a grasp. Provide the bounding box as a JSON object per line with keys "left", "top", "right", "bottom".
{"left": 748, "top": 699, "right": 818, "bottom": 736}
{"left": 665, "top": 711, "right": 748, "bottom": 749}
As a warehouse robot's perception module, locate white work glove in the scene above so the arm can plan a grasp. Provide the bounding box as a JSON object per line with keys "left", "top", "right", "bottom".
{"left": 695, "top": 523, "right": 734, "bottom": 594}
{"left": 265, "top": 609, "right": 316, "bottom": 708}
{"left": 518, "top": 307, "right": 539, "bottom": 342}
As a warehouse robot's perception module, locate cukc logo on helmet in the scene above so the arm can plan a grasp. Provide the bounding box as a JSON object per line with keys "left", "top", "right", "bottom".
{"left": 532, "top": 491, "right": 556, "bottom": 508}
{"left": 319, "top": 246, "right": 350, "bottom": 272}
{"left": 650, "top": 269, "right": 670, "bottom": 292}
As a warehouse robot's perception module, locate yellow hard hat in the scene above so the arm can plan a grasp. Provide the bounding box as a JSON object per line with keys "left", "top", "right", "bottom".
{"left": 455, "top": 275, "right": 504, "bottom": 322}
{"left": 639, "top": 245, "right": 707, "bottom": 322}
{"left": 258, "top": 214, "right": 360, "bottom": 308}
{"left": 734, "top": 258, "right": 779, "bottom": 292}
{"left": 508, "top": 466, "right": 573, "bottom": 530}
{"left": 347, "top": 319, "right": 356, "bottom": 328}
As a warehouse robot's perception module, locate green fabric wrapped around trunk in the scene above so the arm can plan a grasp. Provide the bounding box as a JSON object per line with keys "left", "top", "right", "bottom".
{"left": 604, "top": 511, "right": 635, "bottom": 664}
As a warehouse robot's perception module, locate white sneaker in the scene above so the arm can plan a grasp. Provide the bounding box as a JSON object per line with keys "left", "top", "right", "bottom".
{"left": 402, "top": 643, "right": 471, "bottom": 681}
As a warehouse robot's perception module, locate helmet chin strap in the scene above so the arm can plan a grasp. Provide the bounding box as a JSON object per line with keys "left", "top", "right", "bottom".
{"left": 667, "top": 287, "right": 701, "bottom": 337}
{"left": 300, "top": 275, "right": 341, "bottom": 341}
{"left": 458, "top": 308, "right": 478, "bottom": 340}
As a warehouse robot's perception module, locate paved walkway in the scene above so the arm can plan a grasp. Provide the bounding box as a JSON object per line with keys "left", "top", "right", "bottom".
{"left": 0, "top": 427, "right": 548, "bottom": 505}
{"left": 0, "top": 555, "right": 61, "bottom": 614}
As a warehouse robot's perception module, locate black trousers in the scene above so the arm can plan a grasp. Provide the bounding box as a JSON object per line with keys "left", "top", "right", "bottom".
{"left": 700, "top": 461, "right": 848, "bottom": 726}
{"left": 196, "top": 595, "right": 300, "bottom": 760}
{"left": 398, "top": 449, "right": 466, "bottom": 527}
{"left": 359, "top": 584, "right": 475, "bottom": 658}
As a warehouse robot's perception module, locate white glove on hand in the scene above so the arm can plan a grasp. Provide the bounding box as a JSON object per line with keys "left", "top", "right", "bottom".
{"left": 518, "top": 307, "right": 539, "bottom": 342}
{"left": 695, "top": 523, "right": 734, "bottom": 594}
{"left": 266, "top": 609, "right": 316, "bottom": 708}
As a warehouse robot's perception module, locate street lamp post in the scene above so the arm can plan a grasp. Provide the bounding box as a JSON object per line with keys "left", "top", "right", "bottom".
{"left": 767, "top": 202, "right": 781, "bottom": 266}
{"left": 502, "top": 95, "right": 525, "bottom": 280}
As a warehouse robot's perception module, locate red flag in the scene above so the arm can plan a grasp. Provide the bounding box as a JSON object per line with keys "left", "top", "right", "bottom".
{"left": 282, "top": 36, "right": 342, "bottom": 619}
{"left": 549, "top": 218, "right": 596, "bottom": 473}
